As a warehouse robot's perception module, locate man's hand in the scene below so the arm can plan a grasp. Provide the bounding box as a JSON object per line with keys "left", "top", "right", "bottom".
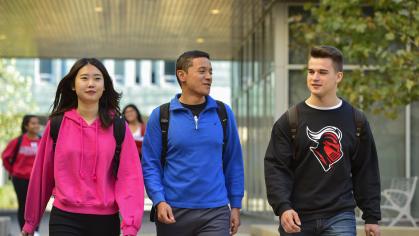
{"left": 156, "top": 202, "right": 176, "bottom": 224}
{"left": 280, "top": 209, "right": 301, "bottom": 233}
{"left": 365, "top": 224, "right": 380, "bottom": 236}
{"left": 230, "top": 208, "right": 241, "bottom": 235}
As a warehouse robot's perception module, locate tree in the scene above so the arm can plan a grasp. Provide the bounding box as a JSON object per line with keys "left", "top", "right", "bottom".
{"left": 0, "top": 59, "right": 36, "bottom": 152}
{"left": 289, "top": 0, "right": 418, "bottom": 118}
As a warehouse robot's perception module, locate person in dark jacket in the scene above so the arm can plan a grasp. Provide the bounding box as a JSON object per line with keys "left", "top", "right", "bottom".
{"left": 142, "top": 50, "right": 244, "bottom": 236}
{"left": 264, "top": 46, "right": 381, "bottom": 236}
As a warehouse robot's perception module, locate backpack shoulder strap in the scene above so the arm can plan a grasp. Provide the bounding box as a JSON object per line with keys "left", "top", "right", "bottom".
{"left": 353, "top": 107, "right": 366, "bottom": 138}
{"left": 10, "top": 135, "right": 23, "bottom": 165}
{"left": 50, "top": 115, "right": 64, "bottom": 151}
{"left": 150, "top": 103, "right": 170, "bottom": 222}
{"left": 113, "top": 116, "right": 126, "bottom": 145}
{"left": 112, "top": 116, "right": 126, "bottom": 178}
{"left": 215, "top": 100, "right": 228, "bottom": 151}
{"left": 286, "top": 105, "right": 298, "bottom": 160}
{"left": 287, "top": 105, "right": 298, "bottom": 144}
{"left": 159, "top": 102, "right": 170, "bottom": 167}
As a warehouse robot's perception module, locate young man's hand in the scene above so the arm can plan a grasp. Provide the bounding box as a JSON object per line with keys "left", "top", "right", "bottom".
{"left": 280, "top": 209, "right": 301, "bottom": 233}
{"left": 365, "top": 224, "right": 380, "bottom": 236}
{"left": 230, "top": 208, "right": 241, "bottom": 235}
{"left": 156, "top": 202, "right": 176, "bottom": 224}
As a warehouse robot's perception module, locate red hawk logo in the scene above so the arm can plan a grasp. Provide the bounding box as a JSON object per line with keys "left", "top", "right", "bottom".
{"left": 306, "top": 126, "right": 343, "bottom": 172}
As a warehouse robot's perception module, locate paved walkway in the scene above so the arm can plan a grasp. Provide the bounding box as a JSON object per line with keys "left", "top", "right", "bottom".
{"left": 2, "top": 210, "right": 274, "bottom": 236}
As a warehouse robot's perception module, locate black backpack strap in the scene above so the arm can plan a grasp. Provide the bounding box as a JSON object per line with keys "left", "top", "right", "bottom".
{"left": 150, "top": 102, "right": 170, "bottom": 222}
{"left": 352, "top": 107, "right": 366, "bottom": 161}
{"left": 286, "top": 105, "right": 298, "bottom": 160}
{"left": 50, "top": 115, "right": 64, "bottom": 152}
{"left": 353, "top": 107, "right": 366, "bottom": 138}
{"left": 215, "top": 100, "right": 228, "bottom": 153}
{"left": 159, "top": 103, "right": 170, "bottom": 167}
{"left": 112, "top": 116, "right": 126, "bottom": 178}
{"left": 10, "top": 135, "right": 23, "bottom": 166}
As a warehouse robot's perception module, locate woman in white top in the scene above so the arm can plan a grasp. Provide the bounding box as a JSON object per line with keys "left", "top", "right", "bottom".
{"left": 123, "top": 104, "right": 146, "bottom": 158}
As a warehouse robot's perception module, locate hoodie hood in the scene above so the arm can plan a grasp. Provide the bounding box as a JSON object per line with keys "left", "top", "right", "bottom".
{"left": 64, "top": 109, "right": 100, "bottom": 179}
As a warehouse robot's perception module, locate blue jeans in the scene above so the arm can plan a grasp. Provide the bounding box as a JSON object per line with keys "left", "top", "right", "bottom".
{"left": 279, "top": 211, "right": 356, "bottom": 236}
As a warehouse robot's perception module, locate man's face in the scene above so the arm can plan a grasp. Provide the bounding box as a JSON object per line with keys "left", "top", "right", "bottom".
{"left": 177, "top": 57, "right": 212, "bottom": 97}
{"left": 306, "top": 57, "right": 343, "bottom": 99}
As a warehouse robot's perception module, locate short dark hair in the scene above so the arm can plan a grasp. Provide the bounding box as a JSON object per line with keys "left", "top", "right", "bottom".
{"left": 50, "top": 58, "right": 122, "bottom": 128}
{"left": 122, "top": 104, "right": 144, "bottom": 124}
{"left": 175, "top": 50, "right": 210, "bottom": 86}
{"left": 21, "top": 115, "right": 38, "bottom": 134}
{"left": 310, "top": 46, "right": 343, "bottom": 72}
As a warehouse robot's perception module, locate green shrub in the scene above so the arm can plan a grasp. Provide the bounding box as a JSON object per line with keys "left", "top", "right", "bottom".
{"left": 0, "top": 182, "right": 18, "bottom": 209}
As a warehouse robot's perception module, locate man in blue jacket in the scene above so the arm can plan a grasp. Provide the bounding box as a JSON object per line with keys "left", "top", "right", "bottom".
{"left": 142, "top": 50, "right": 244, "bottom": 236}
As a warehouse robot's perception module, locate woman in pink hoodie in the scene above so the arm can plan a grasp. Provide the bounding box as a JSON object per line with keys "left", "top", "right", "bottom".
{"left": 21, "top": 58, "right": 144, "bottom": 236}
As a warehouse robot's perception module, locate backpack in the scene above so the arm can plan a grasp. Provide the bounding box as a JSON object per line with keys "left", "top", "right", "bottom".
{"left": 50, "top": 115, "right": 126, "bottom": 178}
{"left": 286, "top": 104, "right": 366, "bottom": 159}
{"left": 149, "top": 100, "right": 228, "bottom": 222}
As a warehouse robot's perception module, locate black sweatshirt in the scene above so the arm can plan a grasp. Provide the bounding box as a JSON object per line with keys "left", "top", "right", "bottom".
{"left": 264, "top": 100, "right": 381, "bottom": 224}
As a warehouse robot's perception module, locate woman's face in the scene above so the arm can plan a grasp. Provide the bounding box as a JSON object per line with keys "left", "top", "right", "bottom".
{"left": 73, "top": 64, "right": 105, "bottom": 105}
{"left": 25, "top": 117, "right": 40, "bottom": 135}
{"left": 124, "top": 107, "right": 138, "bottom": 123}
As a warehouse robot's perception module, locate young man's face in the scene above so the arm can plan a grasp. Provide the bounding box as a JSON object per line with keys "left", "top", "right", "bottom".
{"left": 306, "top": 57, "right": 343, "bottom": 99}
{"left": 178, "top": 57, "right": 212, "bottom": 97}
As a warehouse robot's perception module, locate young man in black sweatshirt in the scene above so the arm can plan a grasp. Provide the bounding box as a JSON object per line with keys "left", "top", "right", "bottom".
{"left": 264, "top": 46, "right": 381, "bottom": 236}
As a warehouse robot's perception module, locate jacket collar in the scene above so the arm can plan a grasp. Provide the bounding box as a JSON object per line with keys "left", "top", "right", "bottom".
{"left": 170, "top": 94, "right": 218, "bottom": 111}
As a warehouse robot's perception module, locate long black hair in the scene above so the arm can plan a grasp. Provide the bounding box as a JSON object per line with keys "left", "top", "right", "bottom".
{"left": 50, "top": 58, "right": 122, "bottom": 128}
{"left": 122, "top": 104, "right": 144, "bottom": 124}
{"left": 21, "top": 115, "right": 38, "bottom": 134}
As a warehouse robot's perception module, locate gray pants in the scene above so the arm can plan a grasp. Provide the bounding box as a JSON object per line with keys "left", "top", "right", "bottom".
{"left": 156, "top": 205, "right": 230, "bottom": 236}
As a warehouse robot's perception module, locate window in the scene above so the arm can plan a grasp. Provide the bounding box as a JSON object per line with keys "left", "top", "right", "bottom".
{"left": 164, "top": 60, "right": 176, "bottom": 84}
{"left": 40, "top": 59, "right": 52, "bottom": 82}
{"left": 114, "top": 60, "right": 124, "bottom": 84}
{"left": 135, "top": 61, "right": 141, "bottom": 85}
{"left": 151, "top": 61, "right": 159, "bottom": 85}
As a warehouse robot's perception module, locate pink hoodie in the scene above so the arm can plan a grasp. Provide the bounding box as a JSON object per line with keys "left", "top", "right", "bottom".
{"left": 23, "top": 109, "right": 144, "bottom": 236}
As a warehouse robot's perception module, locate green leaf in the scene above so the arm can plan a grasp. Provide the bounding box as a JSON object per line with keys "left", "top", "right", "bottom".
{"left": 385, "top": 32, "right": 395, "bottom": 40}
{"left": 406, "top": 80, "right": 415, "bottom": 91}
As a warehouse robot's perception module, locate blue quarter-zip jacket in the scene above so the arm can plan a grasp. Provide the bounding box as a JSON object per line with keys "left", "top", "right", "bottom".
{"left": 142, "top": 95, "right": 244, "bottom": 209}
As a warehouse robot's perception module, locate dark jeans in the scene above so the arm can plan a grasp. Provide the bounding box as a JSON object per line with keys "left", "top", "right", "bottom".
{"left": 279, "top": 211, "right": 356, "bottom": 236}
{"left": 49, "top": 206, "right": 120, "bottom": 236}
{"left": 156, "top": 205, "right": 230, "bottom": 236}
{"left": 12, "top": 176, "right": 29, "bottom": 230}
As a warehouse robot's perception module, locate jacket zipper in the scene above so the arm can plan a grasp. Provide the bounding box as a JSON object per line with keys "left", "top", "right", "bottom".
{"left": 194, "top": 115, "right": 199, "bottom": 130}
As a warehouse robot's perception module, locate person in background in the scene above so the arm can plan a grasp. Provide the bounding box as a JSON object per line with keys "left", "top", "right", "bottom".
{"left": 21, "top": 58, "right": 144, "bottom": 236}
{"left": 2, "top": 115, "right": 41, "bottom": 235}
{"left": 123, "top": 104, "right": 146, "bottom": 158}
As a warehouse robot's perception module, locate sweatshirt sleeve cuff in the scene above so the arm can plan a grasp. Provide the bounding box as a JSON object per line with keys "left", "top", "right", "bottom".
{"left": 122, "top": 225, "right": 138, "bottom": 236}
{"left": 229, "top": 196, "right": 243, "bottom": 208}
{"left": 276, "top": 204, "right": 292, "bottom": 217}
{"left": 23, "top": 223, "right": 36, "bottom": 234}
{"left": 151, "top": 192, "right": 165, "bottom": 206}
{"left": 364, "top": 217, "right": 379, "bottom": 224}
